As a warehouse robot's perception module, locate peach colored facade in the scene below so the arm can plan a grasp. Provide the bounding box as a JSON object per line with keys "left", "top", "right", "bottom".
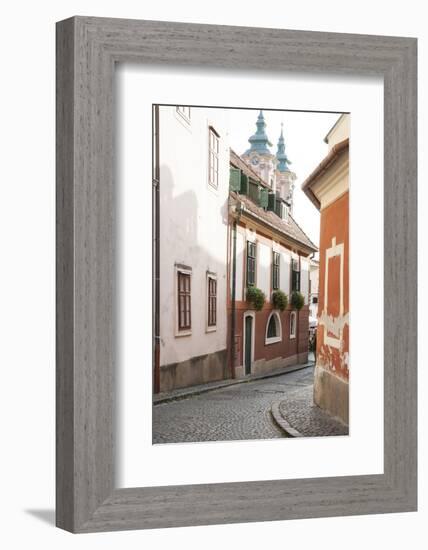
{"left": 317, "top": 192, "right": 349, "bottom": 382}
{"left": 302, "top": 114, "right": 350, "bottom": 424}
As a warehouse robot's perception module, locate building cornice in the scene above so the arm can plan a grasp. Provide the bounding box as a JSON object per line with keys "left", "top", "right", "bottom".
{"left": 301, "top": 138, "right": 349, "bottom": 211}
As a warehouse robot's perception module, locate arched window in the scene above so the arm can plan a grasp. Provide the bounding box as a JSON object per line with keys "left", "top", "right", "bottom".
{"left": 290, "top": 311, "right": 297, "bottom": 339}
{"left": 265, "top": 312, "right": 282, "bottom": 345}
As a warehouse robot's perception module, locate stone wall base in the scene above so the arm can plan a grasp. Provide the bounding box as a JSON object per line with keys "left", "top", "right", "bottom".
{"left": 313, "top": 364, "right": 349, "bottom": 425}
{"left": 159, "top": 348, "right": 229, "bottom": 392}
{"left": 234, "top": 352, "right": 308, "bottom": 379}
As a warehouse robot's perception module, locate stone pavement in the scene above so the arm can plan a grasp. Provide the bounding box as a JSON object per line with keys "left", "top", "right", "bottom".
{"left": 271, "top": 374, "right": 348, "bottom": 438}
{"left": 153, "top": 364, "right": 347, "bottom": 444}
{"left": 153, "top": 360, "right": 314, "bottom": 405}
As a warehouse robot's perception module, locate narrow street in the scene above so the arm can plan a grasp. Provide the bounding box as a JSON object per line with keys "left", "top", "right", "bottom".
{"left": 153, "top": 366, "right": 315, "bottom": 444}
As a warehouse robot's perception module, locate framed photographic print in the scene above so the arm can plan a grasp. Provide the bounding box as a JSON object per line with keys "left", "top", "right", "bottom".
{"left": 56, "top": 16, "right": 417, "bottom": 532}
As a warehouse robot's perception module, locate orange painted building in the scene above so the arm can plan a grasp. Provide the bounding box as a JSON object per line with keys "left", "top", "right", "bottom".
{"left": 302, "top": 114, "right": 350, "bottom": 425}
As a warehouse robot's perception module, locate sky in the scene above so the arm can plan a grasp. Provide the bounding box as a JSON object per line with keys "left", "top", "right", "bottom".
{"left": 224, "top": 108, "right": 341, "bottom": 249}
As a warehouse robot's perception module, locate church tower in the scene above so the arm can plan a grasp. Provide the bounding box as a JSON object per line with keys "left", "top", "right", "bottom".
{"left": 275, "top": 123, "right": 296, "bottom": 214}
{"left": 241, "top": 110, "right": 276, "bottom": 189}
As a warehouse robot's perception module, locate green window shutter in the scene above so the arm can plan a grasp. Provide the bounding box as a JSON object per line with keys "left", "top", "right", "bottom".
{"left": 229, "top": 167, "right": 241, "bottom": 191}
{"left": 260, "top": 187, "right": 269, "bottom": 208}
{"left": 248, "top": 180, "right": 260, "bottom": 203}
{"left": 274, "top": 198, "right": 282, "bottom": 217}
{"left": 267, "top": 192, "right": 276, "bottom": 211}
{"left": 240, "top": 173, "right": 249, "bottom": 195}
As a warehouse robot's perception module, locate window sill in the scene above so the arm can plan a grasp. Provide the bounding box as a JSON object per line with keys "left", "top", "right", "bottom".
{"left": 175, "top": 330, "right": 192, "bottom": 337}
{"left": 289, "top": 334, "right": 296, "bottom": 340}
{"left": 206, "top": 325, "right": 217, "bottom": 333}
{"left": 265, "top": 336, "right": 282, "bottom": 345}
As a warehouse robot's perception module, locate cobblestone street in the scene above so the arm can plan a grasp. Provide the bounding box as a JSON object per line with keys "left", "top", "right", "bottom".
{"left": 153, "top": 366, "right": 318, "bottom": 444}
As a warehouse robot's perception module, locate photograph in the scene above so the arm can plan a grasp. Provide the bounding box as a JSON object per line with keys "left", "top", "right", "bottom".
{"left": 152, "top": 105, "right": 349, "bottom": 443}
{"left": 0, "top": 0, "right": 419, "bottom": 542}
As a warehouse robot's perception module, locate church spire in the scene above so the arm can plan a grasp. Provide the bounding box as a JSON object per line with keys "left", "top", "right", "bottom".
{"left": 276, "top": 123, "right": 291, "bottom": 173}
{"left": 245, "top": 110, "right": 273, "bottom": 155}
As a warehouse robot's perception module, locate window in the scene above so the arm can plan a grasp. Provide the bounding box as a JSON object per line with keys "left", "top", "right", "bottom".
{"left": 208, "top": 127, "right": 220, "bottom": 188}
{"left": 291, "top": 257, "right": 300, "bottom": 291}
{"left": 272, "top": 251, "right": 280, "bottom": 290}
{"left": 177, "top": 271, "right": 191, "bottom": 331}
{"left": 246, "top": 241, "right": 256, "bottom": 286}
{"left": 290, "top": 311, "right": 297, "bottom": 339}
{"left": 265, "top": 312, "right": 282, "bottom": 345}
{"left": 176, "top": 106, "right": 191, "bottom": 122}
{"left": 312, "top": 296, "right": 318, "bottom": 304}
{"left": 267, "top": 316, "right": 277, "bottom": 338}
{"left": 207, "top": 276, "right": 217, "bottom": 328}
{"left": 281, "top": 203, "right": 289, "bottom": 221}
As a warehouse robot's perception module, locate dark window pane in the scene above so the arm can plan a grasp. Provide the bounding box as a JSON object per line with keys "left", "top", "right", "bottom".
{"left": 267, "top": 315, "right": 277, "bottom": 338}
{"left": 207, "top": 276, "right": 217, "bottom": 327}
{"left": 178, "top": 272, "right": 191, "bottom": 330}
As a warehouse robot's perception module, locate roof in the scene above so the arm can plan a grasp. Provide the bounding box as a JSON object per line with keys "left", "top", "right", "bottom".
{"left": 230, "top": 149, "right": 270, "bottom": 189}
{"left": 231, "top": 191, "right": 317, "bottom": 253}
{"left": 301, "top": 138, "right": 349, "bottom": 210}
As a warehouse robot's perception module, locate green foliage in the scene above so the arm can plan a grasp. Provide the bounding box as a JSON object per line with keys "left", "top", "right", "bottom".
{"left": 246, "top": 286, "right": 266, "bottom": 311}
{"left": 272, "top": 290, "right": 288, "bottom": 311}
{"left": 290, "top": 290, "right": 305, "bottom": 310}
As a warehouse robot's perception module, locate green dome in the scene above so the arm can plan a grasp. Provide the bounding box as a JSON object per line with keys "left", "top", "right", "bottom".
{"left": 244, "top": 110, "right": 273, "bottom": 155}
{"left": 276, "top": 123, "right": 291, "bottom": 172}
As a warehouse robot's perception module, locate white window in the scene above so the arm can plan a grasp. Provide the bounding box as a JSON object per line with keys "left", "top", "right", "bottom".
{"left": 281, "top": 203, "right": 289, "bottom": 221}
{"left": 265, "top": 311, "right": 282, "bottom": 345}
{"left": 208, "top": 127, "right": 220, "bottom": 188}
{"left": 290, "top": 311, "right": 297, "bottom": 339}
{"left": 175, "top": 266, "right": 192, "bottom": 337}
{"left": 176, "top": 106, "right": 191, "bottom": 122}
{"left": 206, "top": 273, "right": 217, "bottom": 331}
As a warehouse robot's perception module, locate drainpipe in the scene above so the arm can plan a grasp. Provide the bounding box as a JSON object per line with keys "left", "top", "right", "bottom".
{"left": 230, "top": 202, "right": 241, "bottom": 379}
{"left": 153, "top": 105, "right": 160, "bottom": 394}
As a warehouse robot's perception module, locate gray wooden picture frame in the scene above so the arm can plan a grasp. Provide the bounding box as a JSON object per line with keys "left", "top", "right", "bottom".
{"left": 56, "top": 16, "right": 417, "bottom": 533}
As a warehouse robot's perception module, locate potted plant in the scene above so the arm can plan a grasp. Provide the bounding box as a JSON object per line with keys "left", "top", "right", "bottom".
{"left": 246, "top": 286, "right": 266, "bottom": 311}
{"left": 290, "top": 290, "right": 304, "bottom": 310}
{"left": 271, "top": 289, "right": 288, "bottom": 311}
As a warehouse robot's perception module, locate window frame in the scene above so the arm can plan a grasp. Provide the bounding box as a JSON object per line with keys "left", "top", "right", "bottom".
{"left": 176, "top": 267, "right": 192, "bottom": 336}
{"left": 176, "top": 105, "right": 191, "bottom": 123}
{"left": 282, "top": 203, "right": 289, "bottom": 221}
{"left": 272, "top": 251, "right": 280, "bottom": 290}
{"left": 206, "top": 273, "right": 217, "bottom": 332}
{"left": 291, "top": 257, "right": 301, "bottom": 292}
{"left": 208, "top": 126, "right": 220, "bottom": 189}
{"left": 246, "top": 241, "right": 257, "bottom": 287}
{"left": 265, "top": 311, "right": 282, "bottom": 345}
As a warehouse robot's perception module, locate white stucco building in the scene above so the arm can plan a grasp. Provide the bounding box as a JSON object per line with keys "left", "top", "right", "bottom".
{"left": 154, "top": 107, "right": 317, "bottom": 393}
{"left": 155, "top": 106, "right": 231, "bottom": 392}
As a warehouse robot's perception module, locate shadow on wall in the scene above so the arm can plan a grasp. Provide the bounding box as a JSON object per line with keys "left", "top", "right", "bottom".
{"left": 158, "top": 164, "right": 229, "bottom": 366}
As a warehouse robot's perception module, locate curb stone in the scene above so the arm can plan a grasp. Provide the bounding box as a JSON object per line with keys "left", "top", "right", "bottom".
{"left": 153, "top": 362, "right": 314, "bottom": 405}
{"left": 270, "top": 401, "right": 303, "bottom": 437}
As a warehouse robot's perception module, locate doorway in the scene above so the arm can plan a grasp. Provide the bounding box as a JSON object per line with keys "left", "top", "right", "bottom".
{"left": 244, "top": 315, "right": 253, "bottom": 375}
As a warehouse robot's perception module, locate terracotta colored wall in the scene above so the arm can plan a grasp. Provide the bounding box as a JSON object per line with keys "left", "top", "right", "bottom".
{"left": 316, "top": 191, "right": 349, "bottom": 381}
{"left": 231, "top": 302, "right": 309, "bottom": 367}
